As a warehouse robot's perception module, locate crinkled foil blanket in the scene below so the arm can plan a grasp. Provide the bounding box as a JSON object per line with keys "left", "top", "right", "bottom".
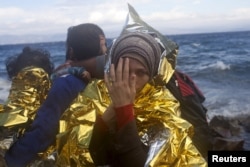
{"left": 55, "top": 79, "right": 207, "bottom": 167}
{"left": 0, "top": 67, "right": 206, "bottom": 166}
{"left": 0, "top": 67, "right": 51, "bottom": 152}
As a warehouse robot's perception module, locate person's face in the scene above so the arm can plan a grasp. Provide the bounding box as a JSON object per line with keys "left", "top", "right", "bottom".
{"left": 123, "top": 54, "right": 150, "bottom": 92}
{"left": 99, "top": 35, "right": 107, "bottom": 55}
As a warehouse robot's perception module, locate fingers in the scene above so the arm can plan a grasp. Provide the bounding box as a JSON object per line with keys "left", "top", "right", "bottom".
{"left": 104, "top": 57, "right": 136, "bottom": 107}
{"left": 106, "top": 58, "right": 125, "bottom": 84}
{"left": 123, "top": 58, "right": 129, "bottom": 81}
{"left": 129, "top": 74, "right": 136, "bottom": 95}
{"left": 105, "top": 57, "right": 131, "bottom": 88}
{"left": 82, "top": 72, "right": 91, "bottom": 83}
{"left": 116, "top": 58, "right": 123, "bottom": 82}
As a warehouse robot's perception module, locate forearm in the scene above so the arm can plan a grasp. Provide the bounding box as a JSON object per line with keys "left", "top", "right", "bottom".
{"left": 89, "top": 115, "right": 109, "bottom": 165}
{"left": 90, "top": 104, "right": 148, "bottom": 167}
{"left": 114, "top": 104, "right": 148, "bottom": 167}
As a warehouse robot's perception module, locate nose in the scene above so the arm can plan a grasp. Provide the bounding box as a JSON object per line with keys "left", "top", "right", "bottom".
{"left": 129, "top": 71, "right": 136, "bottom": 78}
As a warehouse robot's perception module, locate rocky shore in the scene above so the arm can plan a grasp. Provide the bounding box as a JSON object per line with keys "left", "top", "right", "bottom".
{"left": 209, "top": 114, "right": 250, "bottom": 151}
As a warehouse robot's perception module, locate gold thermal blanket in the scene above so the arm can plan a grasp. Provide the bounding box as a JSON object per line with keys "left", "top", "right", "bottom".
{"left": 0, "top": 66, "right": 51, "bottom": 150}
{"left": 56, "top": 79, "right": 207, "bottom": 167}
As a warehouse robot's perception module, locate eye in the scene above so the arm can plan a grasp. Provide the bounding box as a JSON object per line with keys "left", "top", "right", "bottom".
{"left": 136, "top": 70, "right": 149, "bottom": 77}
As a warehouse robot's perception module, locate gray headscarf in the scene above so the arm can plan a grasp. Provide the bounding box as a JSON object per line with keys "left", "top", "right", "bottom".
{"left": 111, "top": 32, "right": 162, "bottom": 79}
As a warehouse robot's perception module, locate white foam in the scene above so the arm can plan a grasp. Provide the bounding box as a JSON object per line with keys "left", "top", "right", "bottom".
{"left": 198, "top": 60, "right": 231, "bottom": 71}
{"left": 0, "top": 78, "right": 11, "bottom": 103}
{"left": 213, "top": 61, "right": 231, "bottom": 70}
{"left": 206, "top": 98, "right": 250, "bottom": 121}
{"left": 192, "top": 43, "right": 200, "bottom": 47}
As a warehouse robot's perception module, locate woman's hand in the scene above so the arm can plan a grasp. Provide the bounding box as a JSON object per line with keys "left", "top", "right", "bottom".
{"left": 105, "top": 58, "right": 136, "bottom": 108}
{"left": 101, "top": 104, "right": 116, "bottom": 131}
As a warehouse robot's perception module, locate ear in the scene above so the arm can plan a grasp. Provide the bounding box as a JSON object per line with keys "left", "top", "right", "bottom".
{"left": 99, "top": 35, "right": 107, "bottom": 55}
{"left": 99, "top": 35, "right": 106, "bottom": 46}
{"left": 99, "top": 35, "right": 105, "bottom": 40}
{"left": 66, "top": 47, "right": 75, "bottom": 60}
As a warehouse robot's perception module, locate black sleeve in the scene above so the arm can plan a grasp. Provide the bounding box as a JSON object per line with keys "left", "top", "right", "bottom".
{"left": 89, "top": 116, "right": 110, "bottom": 165}
{"left": 113, "top": 119, "right": 148, "bottom": 167}
{"left": 89, "top": 117, "right": 148, "bottom": 167}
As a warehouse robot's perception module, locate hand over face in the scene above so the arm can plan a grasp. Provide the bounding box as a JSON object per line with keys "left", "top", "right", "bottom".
{"left": 105, "top": 58, "right": 136, "bottom": 108}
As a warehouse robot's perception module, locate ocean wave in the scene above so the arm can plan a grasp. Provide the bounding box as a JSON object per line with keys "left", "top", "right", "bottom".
{"left": 191, "top": 43, "right": 201, "bottom": 47}
{"left": 0, "top": 78, "right": 11, "bottom": 103}
{"left": 206, "top": 100, "right": 250, "bottom": 121}
{"left": 1, "top": 31, "right": 249, "bottom": 119}
{"left": 198, "top": 60, "right": 231, "bottom": 71}
{"left": 203, "top": 85, "right": 250, "bottom": 120}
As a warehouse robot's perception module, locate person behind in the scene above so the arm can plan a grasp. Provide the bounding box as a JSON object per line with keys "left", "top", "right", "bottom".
{"left": 3, "top": 23, "right": 107, "bottom": 167}
{"left": 5, "top": 46, "right": 54, "bottom": 79}
{"left": 0, "top": 46, "right": 54, "bottom": 166}
{"left": 0, "top": 46, "right": 54, "bottom": 147}
{"left": 2, "top": 46, "right": 54, "bottom": 119}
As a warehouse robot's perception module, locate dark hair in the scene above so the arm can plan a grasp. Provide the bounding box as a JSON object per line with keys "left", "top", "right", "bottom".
{"left": 5, "top": 46, "right": 54, "bottom": 79}
{"left": 66, "top": 23, "right": 105, "bottom": 61}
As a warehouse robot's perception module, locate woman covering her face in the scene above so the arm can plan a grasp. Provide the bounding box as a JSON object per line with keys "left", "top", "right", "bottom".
{"left": 88, "top": 32, "right": 207, "bottom": 167}
{"left": 55, "top": 32, "right": 206, "bottom": 167}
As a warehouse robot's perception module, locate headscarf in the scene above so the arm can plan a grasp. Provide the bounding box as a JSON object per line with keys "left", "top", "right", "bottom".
{"left": 110, "top": 32, "right": 162, "bottom": 79}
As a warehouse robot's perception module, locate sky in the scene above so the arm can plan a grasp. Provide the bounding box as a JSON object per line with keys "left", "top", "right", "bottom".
{"left": 0, "top": 0, "right": 250, "bottom": 44}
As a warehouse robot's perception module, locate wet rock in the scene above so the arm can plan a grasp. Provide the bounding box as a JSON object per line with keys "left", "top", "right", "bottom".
{"left": 236, "top": 115, "right": 250, "bottom": 132}
{"left": 209, "top": 115, "right": 242, "bottom": 137}
{"left": 209, "top": 114, "right": 250, "bottom": 151}
{"left": 212, "top": 137, "right": 244, "bottom": 151}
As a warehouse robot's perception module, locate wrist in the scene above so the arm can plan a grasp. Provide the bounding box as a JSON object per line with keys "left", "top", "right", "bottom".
{"left": 114, "top": 104, "right": 134, "bottom": 129}
{"left": 113, "top": 102, "right": 132, "bottom": 108}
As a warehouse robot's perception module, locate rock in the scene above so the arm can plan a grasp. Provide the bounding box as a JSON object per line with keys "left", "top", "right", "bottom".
{"left": 212, "top": 137, "right": 244, "bottom": 150}
{"left": 209, "top": 115, "right": 242, "bottom": 137}
{"left": 209, "top": 115, "right": 246, "bottom": 151}
{"left": 236, "top": 115, "right": 250, "bottom": 132}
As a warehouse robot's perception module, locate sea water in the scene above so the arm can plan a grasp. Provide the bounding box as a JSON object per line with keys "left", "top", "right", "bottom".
{"left": 1, "top": 31, "right": 250, "bottom": 120}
